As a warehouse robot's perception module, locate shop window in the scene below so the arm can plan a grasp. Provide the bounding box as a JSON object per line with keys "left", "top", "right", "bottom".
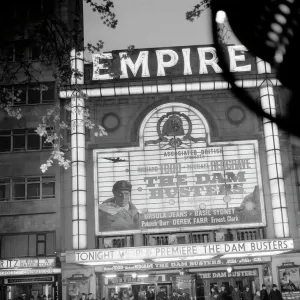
{"left": 0, "top": 232, "right": 55, "bottom": 258}
{"left": 1, "top": 176, "right": 55, "bottom": 201}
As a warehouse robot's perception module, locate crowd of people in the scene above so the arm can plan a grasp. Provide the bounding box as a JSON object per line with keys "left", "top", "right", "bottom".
{"left": 210, "top": 284, "right": 283, "bottom": 300}
{"left": 107, "top": 287, "right": 190, "bottom": 300}
{"left": 18, "top": 294, "right": 53, "bottom": 300}
{"left": 105, "top": 283, "right": 284, "bottom": 300}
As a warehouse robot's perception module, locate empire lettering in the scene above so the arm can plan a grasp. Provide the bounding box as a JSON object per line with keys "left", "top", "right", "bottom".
{"left": 93, "top": 46, "right": 251, "bottom": 80}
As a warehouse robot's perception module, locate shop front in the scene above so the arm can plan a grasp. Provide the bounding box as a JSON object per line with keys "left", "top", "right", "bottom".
{"left": 97, "top": 264, "right": 262, "bottom": 300}
{"left": 0, "top": 257, "right": 61, "bottom": 300}
{"left": 66, "top": 238, "right": 295, "bottom": 300}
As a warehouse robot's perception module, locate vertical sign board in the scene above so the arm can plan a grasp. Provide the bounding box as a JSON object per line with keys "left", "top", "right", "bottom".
{"left": 94, "top": 103, "right": 265, "bottom": 235}
{"left": 278, "top": 264, "right": 300, "bottom": 300}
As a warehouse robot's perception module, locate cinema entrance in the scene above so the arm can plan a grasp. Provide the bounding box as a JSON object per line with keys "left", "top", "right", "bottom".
{"left": 196, "top": 269, "right": 260, "bottom": 300}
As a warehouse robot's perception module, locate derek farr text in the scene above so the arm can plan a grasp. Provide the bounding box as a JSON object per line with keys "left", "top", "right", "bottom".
{"left": 140, "top": 208, "right": 238, "bottom": 228}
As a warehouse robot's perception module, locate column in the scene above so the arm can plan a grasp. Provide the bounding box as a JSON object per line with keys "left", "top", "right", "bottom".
{"left": 257, "top": 58, "right": 289, "bottom": 237}
{"left": 70, "top": 49, "right": 87, "bottom": 249}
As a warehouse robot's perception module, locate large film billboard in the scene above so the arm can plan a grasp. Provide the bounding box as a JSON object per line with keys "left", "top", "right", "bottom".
{"left": 94, "top": 103, "right": 265, "bottom": 235}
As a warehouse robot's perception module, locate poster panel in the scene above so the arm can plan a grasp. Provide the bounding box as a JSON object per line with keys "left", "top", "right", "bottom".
{"left": 94, "top": 103, "right": 265, "bottom": 234}
{"left": 279, "top": 265, "right": 300, "bottom": 297}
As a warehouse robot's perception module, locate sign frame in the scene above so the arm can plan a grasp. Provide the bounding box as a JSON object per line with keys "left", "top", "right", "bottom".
{"left": 94, "top": 103, "right": 266, "bottom": 236}
{"left": 67, "top": 239, "right": 294, "bottom": 264}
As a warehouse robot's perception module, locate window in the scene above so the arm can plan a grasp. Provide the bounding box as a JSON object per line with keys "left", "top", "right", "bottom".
{"left": 2, "top": 45, "right": 26, "bottom": 62}
{"left": 191, "top": 232, "right": 210, "bottom": 243}
{"left": 29, "top": 45, "right": 41, "bottom": 60}
{"left": 0, "top": 232, "right": 55, "bottom": 258}
{"left": 0, "top": 131, "right": 11, "bottom": 152}
{"left": 37, "top": 234, "right": 46, "bottom": 256}
{"left": 236, "top": 228, "right": 262, "bottom": 240}
{"left": 27, "top": 129, "right": 41, "bottom": 150}
{"left": 99, "top": 236, "right": 133, "bottom": 249}
{"left": 0, "top": 176, "right": 55, "bottom": 201}
{"left": 11, "top": 85, "right": 55, "bottom": 105}
{"left": 0, "top": 179, "right": 10, "bottom": 201}
{"left": 144, "top": 234, "right": 178, "bottom": 246}
{"left": 0, "top": 129, "right": 52, "bottom": 152}
{"left": 13, "top": 129, "right": 26, "bottom": 151}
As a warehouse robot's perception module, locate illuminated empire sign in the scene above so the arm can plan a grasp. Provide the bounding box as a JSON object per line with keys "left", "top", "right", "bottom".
{"left": 69, "top": 239, "right": 294, "bottom": 263}
{"left": 92, "top": 45, "right": 254, "bottom": 81}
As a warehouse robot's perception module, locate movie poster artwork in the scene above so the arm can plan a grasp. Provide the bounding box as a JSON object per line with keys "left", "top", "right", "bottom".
{"left": 279, "top": 266, "right": 300, "bottom": 292}
{"left": 94, "top": 103, "right": 266, "bottom": 234}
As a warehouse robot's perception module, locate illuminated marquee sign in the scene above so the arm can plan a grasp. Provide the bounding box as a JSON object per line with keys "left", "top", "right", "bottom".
{"left": 0, "top": 269, "right": 61, "bottom": 277}
{"left": 0, "top": 257, "right": 56, "bottom": 269}
{"left": 94, "top": 103, "right": 265, "bottom": 235}
{"left": 198, "top": 269, "right": 258, "bottom": 279}
{"left": 102, "top": 257, "right": 272, "bottom": 272}
{"left": 92, "top": 45, "right": 255, "bottom": 80}
{"left": 106, "top": 275, "right": 163, "bottom": 285}
{"left": 4, "top": 276, "right": 55, "bottom": 284}
{"left": 69, "top": 239, "right": 294, "bottom": 263}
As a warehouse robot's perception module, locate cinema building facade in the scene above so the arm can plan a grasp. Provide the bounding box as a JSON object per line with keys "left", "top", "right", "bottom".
{"left": 60, "top": 45, "right": 300, "bottom": 300}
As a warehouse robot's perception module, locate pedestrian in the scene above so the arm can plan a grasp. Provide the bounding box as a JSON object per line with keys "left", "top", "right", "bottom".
{"left": 232, "top": 286, "right": 241, "bottom": 300}
{"left": 269, "top": 284, "right": 283, "bottom": 300}
{"left": 170, "top": 290, "right": 178, "bottom": 300}
{"left": 260, "top": 284, "right": 269, "bottom": 300}
{"left": 242, "top": 286, "right": 252, "bottom": 300}
{"left": 254, "top": 291, "right": 260, "bottom": 300}
{"left": 147, "top": 288, "right": 156, "bottom": 300}
{"left": 210, "top": 287, "right": 219, "bottom": 300}
{"left": 217, "top": 285, "right": 228, "bottom": 300}
{"left": 157, "top": 287, "right": 167, "bottom": 300}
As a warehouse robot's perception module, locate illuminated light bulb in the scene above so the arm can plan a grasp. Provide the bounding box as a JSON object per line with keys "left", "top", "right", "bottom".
{"left": 275, "top": 51, "right": 284, "bottom": 63}
{"left": 227, "top": 267, "right": 233, "bottom": 273}
{"left": 268, "top": 31, "right": 279, "bottom": 42}
{"left": 132, "top": 273, "right": 137, "bottom": 278}
{"left": 275, "top": 14, "right": 287, "bottom": 25}
{"left": 216, "top": 10, "right": 227, "bottom": 24}
{"left": 282, "top": 37, "right": 290, "bottom": 45}
{"left": 287, "top": 28, "right": 294, "bottom": 37}
{"left": 271, "top": 23, "right": 283, "bottom": 34}
{"left": 265, "top": 40, "right": 276, "bottom": 48}
{"left": 279, "top": 4, "right": 291, "bottom": 14}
